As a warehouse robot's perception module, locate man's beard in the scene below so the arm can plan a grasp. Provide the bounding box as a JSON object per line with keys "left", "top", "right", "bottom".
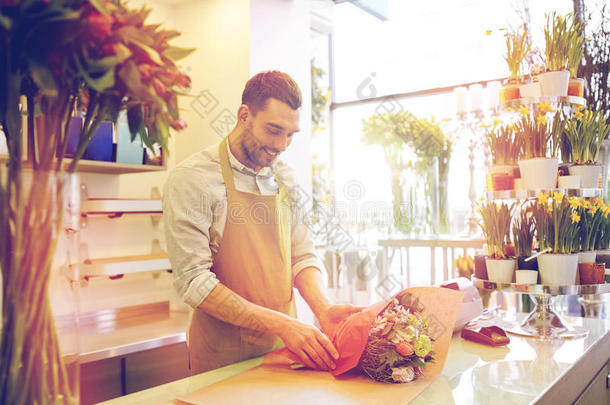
{"left": 240, "top": 125, "right": 277, "bottom": 169}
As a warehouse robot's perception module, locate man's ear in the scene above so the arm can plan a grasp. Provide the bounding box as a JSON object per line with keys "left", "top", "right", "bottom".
{"left": 237, "top": 104, "right": 250, "bottom": 124}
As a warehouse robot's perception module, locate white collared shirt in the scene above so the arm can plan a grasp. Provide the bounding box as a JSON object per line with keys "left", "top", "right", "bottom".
{"left": 163, "top": 139, "right": 324, "bottom": 308}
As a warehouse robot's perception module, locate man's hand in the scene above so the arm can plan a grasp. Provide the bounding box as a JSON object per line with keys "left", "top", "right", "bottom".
{"left": 318, "top": 304, "right": 365, "bottom": 338}
{"left": 274, "top": 318, "right": 340, "bottom": 371}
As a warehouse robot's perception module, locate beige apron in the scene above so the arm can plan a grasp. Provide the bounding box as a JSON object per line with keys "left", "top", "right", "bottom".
{"left": 188, "top": 141, "right": 297, "bottom": 374}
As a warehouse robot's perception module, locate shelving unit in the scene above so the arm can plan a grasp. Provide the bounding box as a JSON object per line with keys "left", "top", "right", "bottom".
{"left": 0, "top": 154, "right": 165, "bottom": 175}
{"left": 81, "top": 253, "right": 171, "bottom": 278}
{"left": 82, "top": 199, "right": 162, "bottom": 215}
{"left": 501, "top": 95, "right": 586, "bottom": 111}
{"left": 487, "top": 188, "right": 603, "bottom": 200}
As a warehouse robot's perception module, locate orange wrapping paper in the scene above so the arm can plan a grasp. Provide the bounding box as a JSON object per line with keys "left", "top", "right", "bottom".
{"left": 177, "top": 287, "right": 464, "bottom": 405}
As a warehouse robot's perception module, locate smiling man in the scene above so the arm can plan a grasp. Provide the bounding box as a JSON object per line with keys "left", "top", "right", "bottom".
{"left": 163, "top": 71, "right": 362, "bottom": 375}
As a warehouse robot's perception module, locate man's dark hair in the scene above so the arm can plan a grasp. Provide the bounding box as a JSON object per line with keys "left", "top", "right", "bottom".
{"left": 241, "top": 71, "right": 302, "bottom": 114}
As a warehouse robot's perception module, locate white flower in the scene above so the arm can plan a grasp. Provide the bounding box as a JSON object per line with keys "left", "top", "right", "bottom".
{"left": 391, "top": 366, "right": 416, "bottom": 383}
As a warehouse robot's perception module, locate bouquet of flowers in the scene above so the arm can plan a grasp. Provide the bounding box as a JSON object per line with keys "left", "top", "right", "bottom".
{"left": 267, "top": 287, "right": 463, "bottom": 385}
{"left": 358, "top": 297, "right": 434, "bottom": 383}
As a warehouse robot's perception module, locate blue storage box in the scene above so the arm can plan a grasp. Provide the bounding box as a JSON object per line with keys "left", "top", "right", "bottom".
{"left": 83, "top": 121, "right": 114, "bottom": 162}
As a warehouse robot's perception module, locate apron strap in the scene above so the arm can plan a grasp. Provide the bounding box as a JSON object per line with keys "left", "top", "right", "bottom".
{"left": 219, "top": 140, "right": 237, "bottom": 191}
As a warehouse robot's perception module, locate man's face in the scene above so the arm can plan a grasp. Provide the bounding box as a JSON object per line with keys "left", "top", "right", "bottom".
{"left": 240, "top": 98, "right": 300, "bottom": 170}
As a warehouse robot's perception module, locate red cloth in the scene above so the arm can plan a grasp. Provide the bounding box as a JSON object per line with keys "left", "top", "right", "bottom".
{"left": 266, "top": 298, "right": 391, "bottom": 376}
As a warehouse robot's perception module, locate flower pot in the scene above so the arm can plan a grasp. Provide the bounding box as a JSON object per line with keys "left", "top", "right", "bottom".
{"left": 518, "top": 158, "right": 559, "bottom": 190}
{"left": 519, "top": 81, "right": 540, "bottom": 98}
{"left": 567, "top": 78, "right": 585, "bottom": 97}
{"left": 485, "top": 258, "right": 516, "bottom": 283}
{"left": 474, "top": 254, "right": 488, "bottom": 280}
{"left": 516, "top": 270, "right": 538, "bottom": 284}
{"left": 513, "top": 178, "right": 525, "bottom": 190}
{"left": 539, "top": 70, "right": 570, "bottom": 97}
{"left": 569, "top": 164, "right": 602, "bottom": 188}
{"left": 596, "top": 249, "right": 610, "bottom": 268}
{"left": 517, "top": 256, "right": 538, "bottom": 270}
{"left": 499, "top": 83, "right": 520, "bottom": 103}
{"left": 558, "top": 175, "right": 580, "bottom": 189}
{"left": 579, "top": 263, "right": 605, "bottom": 284}
{"left": 490, "top": 173, "right": 514, "bottom": 191}
{"left": 538, "top": 253, "right": 578, "bottom": 285}
{"left": 578, "top": 251, "right": 597, "bottom": 264}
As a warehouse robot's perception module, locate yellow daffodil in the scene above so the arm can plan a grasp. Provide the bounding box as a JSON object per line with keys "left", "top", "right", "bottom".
{"left": 547, "top": 204, "right": 553, "bottom": 214}
{"left": 588, "top": 205, "right": 599, "bottom": 215}
{"left": 536, "top": 114, "right": 547, "bottom": 126}
{"left": 552, "top": 191, "right": 564, "bottom": 202}
{"left": 575, "top": 104, "right": 585, "bottom": 111}
{"left": 537, "top": 102, "right": 556, "bottom": 114}
{"left": 583, "top": 199, "right": 592, "bottom": 210}
{"left": 492, "top": 118, "right": 502, "bottom": 127}
{"left": 519, "top": 105, "right": 530, "bottom": 117}
{"left": 594, "top": 198, "right": 606, "bottom": 208}
{"left": 571, "top": 212, "right": 581, "bottom": 224}
{"left": 486, "top": 29, "right": 493, "bottom": 36}
{"left": 481, "top": 123, "right": 490, "bottom": 129}
{"left": 537, "top": 192, "right": 548, "bottom": 206}
{"left": 574, "top": 111, "right": 584, "bottom": 120}
{"left": 569, "top": 197, "right": 582, "bottom": 210}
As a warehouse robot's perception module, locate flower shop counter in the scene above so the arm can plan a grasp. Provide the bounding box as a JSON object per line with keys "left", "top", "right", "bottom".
{"left": 97, "top": 314, "right": 610, "bottom": 405}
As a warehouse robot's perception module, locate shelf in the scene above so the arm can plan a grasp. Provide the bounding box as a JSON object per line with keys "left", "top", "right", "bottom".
{"left": 81, "top": 253, "right": 171, "bottom": 278}
{"left": 501, "top": 96, "right": 586, "bottom": 110}
{"left": 472, "top": 276, "right": 610, "bottom": 296}
{"left": 0, "top": 154, "right": 165, "bottom": 174}
{"left": 82, "top": 199, "right": 162, "bottom": 215}
{"left": 486, "top": 188, "right": 603, "bottom": 200}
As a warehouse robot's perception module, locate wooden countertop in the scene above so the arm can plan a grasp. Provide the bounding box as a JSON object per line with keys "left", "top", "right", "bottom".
{"left": 98, "top": 313, "right": 610, "bottom": 405}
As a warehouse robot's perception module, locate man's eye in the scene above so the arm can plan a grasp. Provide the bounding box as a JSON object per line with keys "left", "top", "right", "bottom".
{"left": 268, "top": 128, "right": 280, "bottom": 135}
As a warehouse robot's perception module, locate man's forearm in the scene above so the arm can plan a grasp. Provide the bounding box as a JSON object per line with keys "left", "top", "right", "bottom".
{"left": 197, "top": 283, "right": 291, "bottom": 335}
{"left": 293, "top": 267, "right": 330, "bottom": 317}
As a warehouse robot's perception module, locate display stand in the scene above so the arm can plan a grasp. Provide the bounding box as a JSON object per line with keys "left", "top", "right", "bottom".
{"left": 473, "top": 277, "right": 610, "bottom": 339}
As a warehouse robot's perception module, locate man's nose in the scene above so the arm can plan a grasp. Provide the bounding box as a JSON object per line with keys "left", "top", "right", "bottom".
{"left": 272, "top": 134, "right": 290, "bottom": 152}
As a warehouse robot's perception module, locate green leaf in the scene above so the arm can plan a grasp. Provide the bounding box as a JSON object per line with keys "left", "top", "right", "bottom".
{"left": 73, "top": 53, "right": 116, "bottom": 92}
{"left": 131, "top": 39, "right": 164, "bottom": 65}
{"left": 106, "top": 95, "right": 123, "bottom": 123}
{"left": 127, "top": 105, "right": 144, "bottom": 139}
{"left": 29, "top": 61, "right": 58, "bottom": 97}
{"left": 163, "top": 46, "right": 195, "bottom": 62}
{"left": 0, "top": 15, "right": 12, "bottom": 31}
{"left": 168, "top": 93, "right": 178, "bottom": 120}
{"left": 87, "top": 43, "right": 132, "bottom": 73}
{"left": 88, "top": 0, "right": 110, "bottom": 16}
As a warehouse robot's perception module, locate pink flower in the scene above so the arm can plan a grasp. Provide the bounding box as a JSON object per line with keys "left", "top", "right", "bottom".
{"left": 171, "top": 118, "right": 187, "bottom": 131}
{"left": 391, "top": 366, "right": 416, "bottom": 383}
{"left": 87, "top": 13, "right": 114, "bottom": 38}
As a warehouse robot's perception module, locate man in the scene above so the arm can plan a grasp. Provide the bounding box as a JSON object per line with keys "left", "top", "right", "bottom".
{"left": 163, "top": 71, "right": 362, "bottom": 374}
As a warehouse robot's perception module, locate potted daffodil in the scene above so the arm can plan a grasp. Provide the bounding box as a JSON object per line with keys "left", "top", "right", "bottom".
{"left": 532, "top": 192, "right": 580, "bottom": 285}
{"left": 565, "top": 108, "right": 610, "bottom": 188}
{"left": 477, "top": 201, "right": 516, "bottom": 283}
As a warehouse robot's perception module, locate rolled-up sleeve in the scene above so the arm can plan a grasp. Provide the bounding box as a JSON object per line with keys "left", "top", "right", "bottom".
{"left": 163, "top": 168, "right": 219, "bottom": 308}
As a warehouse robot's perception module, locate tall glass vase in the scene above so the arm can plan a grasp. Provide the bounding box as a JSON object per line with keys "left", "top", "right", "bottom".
{"left": 0, "top": 170, "right": 81, "bottom": 404}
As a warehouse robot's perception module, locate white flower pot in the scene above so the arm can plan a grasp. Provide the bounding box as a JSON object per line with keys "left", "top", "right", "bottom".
{"left": 538, "top": 253, "right": 578, "bottom": 285}
{"left": 519, "top": 82, "right": 540, "bottom": 98}
{"left": 485, "top": 258, "right": 516, "bottom": 283}
{"left": 518, "top": 158, "right": 558, "bottom": 190}
{"left": 569, "top": 164, "right": 602, "bottom": 188}
{"left": 578, "top": 251, "right": 597, "bottom": 264}
{"left": 558, "top": 175, "right": 580, "bottom": 189}
{"left": 539, "top": 70, "right": 570, "bottom": 97}
{"left": 515, "top": 270, "right": 538, "bottom": 284}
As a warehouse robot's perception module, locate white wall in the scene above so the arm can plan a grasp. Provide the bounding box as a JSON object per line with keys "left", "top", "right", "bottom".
{"left": 56, "top": 0, "right": 317, "bottom": 320}
{"left": 249, "top": 0, "right": 313, "bottom": 194}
